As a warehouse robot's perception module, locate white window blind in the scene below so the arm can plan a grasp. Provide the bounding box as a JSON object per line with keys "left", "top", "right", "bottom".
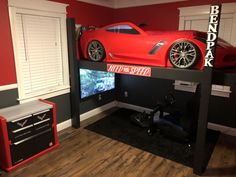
{"left": 16, "top": 13, "right": 65, "bottom": 98}
{"left": 9, "top": 0, "right": 69, "bottom": 103}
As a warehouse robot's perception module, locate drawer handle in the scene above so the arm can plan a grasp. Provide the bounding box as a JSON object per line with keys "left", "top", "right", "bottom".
{"left": 13, "top": 129, "right": 52, "bottom": 145}
{"left": 11, "top": 115, "right": 31, "bottom": 123}
{"left": 16, "top": 119, "right": 28, "bottom": 128}
{"left": 37, "top": 114, "right": 46, "bottom": 121}
{"left": 34, "top": 118, "right": 50, "bottom": 125}
{"left": 33, "top": 109, "right": 50, "bottom": 116}
{"left": 12, "top": 125, "right": 33, "bottom": 133}
{"left": 35, "top": 123, "right": 50, "bottom": 131}
{"left": 14, "top": 130, "right": 32, "bottom": 139}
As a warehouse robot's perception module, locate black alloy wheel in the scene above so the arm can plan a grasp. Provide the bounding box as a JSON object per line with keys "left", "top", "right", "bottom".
{"left": 87, "top": 40, "right": 105, "bottom": 62}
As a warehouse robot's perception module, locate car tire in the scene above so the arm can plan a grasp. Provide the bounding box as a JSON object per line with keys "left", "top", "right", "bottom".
{"left": 87, "top": 40, "right": 106, "bottom": 62}
{"left": 168, "top": 40, "right": 199, "bottom": 69}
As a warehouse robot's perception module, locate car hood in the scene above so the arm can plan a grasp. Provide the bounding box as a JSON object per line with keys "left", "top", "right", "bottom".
{"left": 145, "top": 30, "right": 206, "bottom": 37}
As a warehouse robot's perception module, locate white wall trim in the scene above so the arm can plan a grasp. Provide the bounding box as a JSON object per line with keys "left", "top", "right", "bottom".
{"left": 0, "top": 84, "right": 18, "bottom": 92}
{"left": 56, "top": 101, "right": 149, "bottom": 132}
{"left": 9, "top": 1, "right": 70, "bottom": 103}
{"left": 211, "top": 89, "right": 231, "bottom": 98}
{"left": 8, "top": 0, "right": 68, "bottom": 14}
{"left": 177, "top": 2, "right": 236, "bottom": 96}
{"left": 19, "top": 87, "right": 70, "bottom": 104}
{"left": 77, "top": 0, "right": 186, "bottom": 9}
{"left": 173, "top": 80, "right": 198, "bottom": 93}
{"left": 208, "top": 122, "right": 236, "bottom": 136}
{"left": 117, "top": 102, "right": 152, "bottom": 113}
{"left": 77, "top": 0, "right": 114, "bottom": 8}
{"left": 178, "top": 2, "right": 236, "bottom": 46}
{"left": 119, "top": 102, "right": 236, "bottom": 136}
{"left": 173, "top": 82, "right": 232, "bottom": 98}
{"left": 56, "top": 101, "right": 236, "bottom": 136}
{"left": 80, "top": 101, "right": 118, "bottom": 121}
{"left": 56, "top": 101, "right": 118, "bottom": 132}
{"left": 179, "top": 3, "right": 236, "bottom": 17}
{"left": 57, "top": 118, "right": 72, "bottom": 132}
{"left": 174, "top": 85, "right": 197, "bottom": 93}
{"left": 114, "top": 0, "right": 186, "bottom": 9}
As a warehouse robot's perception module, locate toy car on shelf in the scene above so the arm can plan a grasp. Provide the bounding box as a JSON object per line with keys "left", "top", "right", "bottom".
{"left": 80, "top": 22, "right": 236, "bottom": 69}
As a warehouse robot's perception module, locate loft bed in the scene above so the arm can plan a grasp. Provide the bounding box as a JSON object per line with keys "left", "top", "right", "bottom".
{"left": 66, "top": 4, "right": 231, "bottom": 175}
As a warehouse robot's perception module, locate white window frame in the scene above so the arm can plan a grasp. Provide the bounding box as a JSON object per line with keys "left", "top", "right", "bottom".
{"left": 174, "top": 3, "right": 236, "bottom": 98}
{"left": 179, "top": 3, "right": 236, "bottom": 46}
{"left": 8, "top": 0, "right": 70, "bottom": 103}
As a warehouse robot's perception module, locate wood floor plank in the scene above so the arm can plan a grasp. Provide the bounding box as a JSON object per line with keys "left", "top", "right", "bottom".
{"left": 1, "top": 127, "right": 236, "bottom": 177}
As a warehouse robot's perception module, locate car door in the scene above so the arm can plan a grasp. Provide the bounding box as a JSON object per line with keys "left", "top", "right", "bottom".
{"left": 103, "top": 24, "right": 153, "bottom": 61}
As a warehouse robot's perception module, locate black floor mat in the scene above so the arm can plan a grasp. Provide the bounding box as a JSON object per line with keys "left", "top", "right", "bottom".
{"left": 85, "top": 108, "right": 219, "bottom": 167}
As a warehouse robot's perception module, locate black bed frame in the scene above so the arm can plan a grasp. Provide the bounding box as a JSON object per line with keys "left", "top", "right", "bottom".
{"left": 66, "top": 4, "right": 232, "bottom": 175}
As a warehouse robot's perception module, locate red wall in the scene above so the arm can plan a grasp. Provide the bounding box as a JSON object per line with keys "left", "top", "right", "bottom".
{"left": 114, "top": 0, "right": 236, "bottom": 30}
{"left": 51, "top": 0, "right": 113, "bottom": 27}
{"left": 0, "top": 0, "right": 113, "bottom": 86}
{"left": 0, "top": 0, "right": 17, "bottom": 86}
{"left": 1, "top": 0, "right": 236, "bottom": 86}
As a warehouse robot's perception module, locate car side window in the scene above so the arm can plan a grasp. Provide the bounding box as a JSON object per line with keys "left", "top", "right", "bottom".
{"left": 106, "top": 26, "right": 118, "bottom": 33}
{"left": 106, "top": 25, "right": 140, "bottom": 34}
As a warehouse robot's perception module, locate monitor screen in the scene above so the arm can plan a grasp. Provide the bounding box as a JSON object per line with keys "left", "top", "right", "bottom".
{"left": 80, "top": 69, "right": 115, "bottom": 99}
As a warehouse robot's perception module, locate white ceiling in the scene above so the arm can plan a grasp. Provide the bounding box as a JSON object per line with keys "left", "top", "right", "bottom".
{"left": 77, "top": 0, "right": 187, "bottom": 9}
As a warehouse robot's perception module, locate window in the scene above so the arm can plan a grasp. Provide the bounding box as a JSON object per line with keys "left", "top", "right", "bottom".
{"left": 106, "top": 25, "right": 140, "bottom": 34}
{"left": 9, "top": 0, "right": 69, "bottom": 103}
{"left": 175, "top": 3, "right": 236, "bottom": 97}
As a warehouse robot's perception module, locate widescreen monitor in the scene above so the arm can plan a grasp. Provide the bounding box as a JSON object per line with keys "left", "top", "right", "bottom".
{"left": 80, "top": 69, "right": 115, "bottom": 99}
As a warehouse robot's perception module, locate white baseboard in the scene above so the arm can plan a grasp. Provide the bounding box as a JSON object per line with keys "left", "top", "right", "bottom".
{"left": 56, "top": 101, "right": 138, "bottom": 131}
{"left": 57, "top": 119, "right": 72, "bottom": 132}
{"left": 117, "top": 102, "right": 152, "bottom": 113}
{"left": 118, "top": 102, "right": 236, "bottom": 136}
{"left": 56, "top": 101, "right": 236, "bottom": 136}
{"left": 80, "top": 101, "right": 118, "bottom": 121}
{"left": 56, "top": 101, "right": 118, "bottom": 132}
{"left": 0, "top": 84, "right": 17, "bottom": 92}
{"left": 208, "top": 122, "right": 236, "bottom": 136}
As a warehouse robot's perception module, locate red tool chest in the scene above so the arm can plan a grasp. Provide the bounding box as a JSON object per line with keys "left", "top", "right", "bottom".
{"left": 0, "top": 99, "right": 59, "bottom": 171}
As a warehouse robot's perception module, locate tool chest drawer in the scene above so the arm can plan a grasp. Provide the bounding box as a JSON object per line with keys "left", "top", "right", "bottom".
{"left": 8, "top": 126, "right": 34, "bottom": 143}
{"left": 7, "top": 115, "right": 33, "bottom": 133}
{"left": 10, "top": 128, "right": 54, "bottom": 166}
{"left": 0, "top": 100, "right": 59, "bottom": 172}
{"left": 33, "top": 109, "right": 53, "bottom": 124}
{"left": 6, "top": 108, "right": 53, "bottom": 143}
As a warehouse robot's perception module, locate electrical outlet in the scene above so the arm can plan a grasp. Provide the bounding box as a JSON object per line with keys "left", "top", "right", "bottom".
{"left": 98, "top": 94, "right": 102, "bottom": 101}
{"left": 124, "top": 91, "right": 128, "bottom": 98}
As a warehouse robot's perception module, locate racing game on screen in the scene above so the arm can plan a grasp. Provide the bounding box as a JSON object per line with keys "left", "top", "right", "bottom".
{"left": 80, "top": 69, "right": 115, "bottom": 99}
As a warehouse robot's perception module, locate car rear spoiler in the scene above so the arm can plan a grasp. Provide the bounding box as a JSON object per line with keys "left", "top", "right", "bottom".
{"left": 75, "top": 25, "right": 88, "bottom": 40}
{"left": 78, "top": 26, "right": 97, "bottom": 36}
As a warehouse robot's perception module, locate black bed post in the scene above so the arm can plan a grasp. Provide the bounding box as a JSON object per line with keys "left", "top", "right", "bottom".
{"left": 67, "top": 18, "right": 80, "bottom": 128}
{"left": 193, "top": 4, "right": 221, "bottom": 174}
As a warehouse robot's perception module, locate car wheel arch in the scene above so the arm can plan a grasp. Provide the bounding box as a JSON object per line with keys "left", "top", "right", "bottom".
{"left": 87, "top": 40, "right": 106, "bottom": 62}
{"left": 168, "top": 39, "right": 200, "bottom": 69}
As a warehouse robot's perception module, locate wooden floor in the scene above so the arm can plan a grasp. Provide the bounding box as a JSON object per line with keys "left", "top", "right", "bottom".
{"left": 1, "top": 127, "right": 236, "bottom": 177}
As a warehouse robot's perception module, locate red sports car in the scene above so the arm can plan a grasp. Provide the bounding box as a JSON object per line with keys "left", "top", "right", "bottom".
{"left": 80, "top": 22, "right": 236, "bottom": 69}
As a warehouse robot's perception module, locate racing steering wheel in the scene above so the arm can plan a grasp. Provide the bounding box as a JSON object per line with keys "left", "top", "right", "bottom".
{"left": 164, "top": 93, "right": 176, "bottom": 106}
